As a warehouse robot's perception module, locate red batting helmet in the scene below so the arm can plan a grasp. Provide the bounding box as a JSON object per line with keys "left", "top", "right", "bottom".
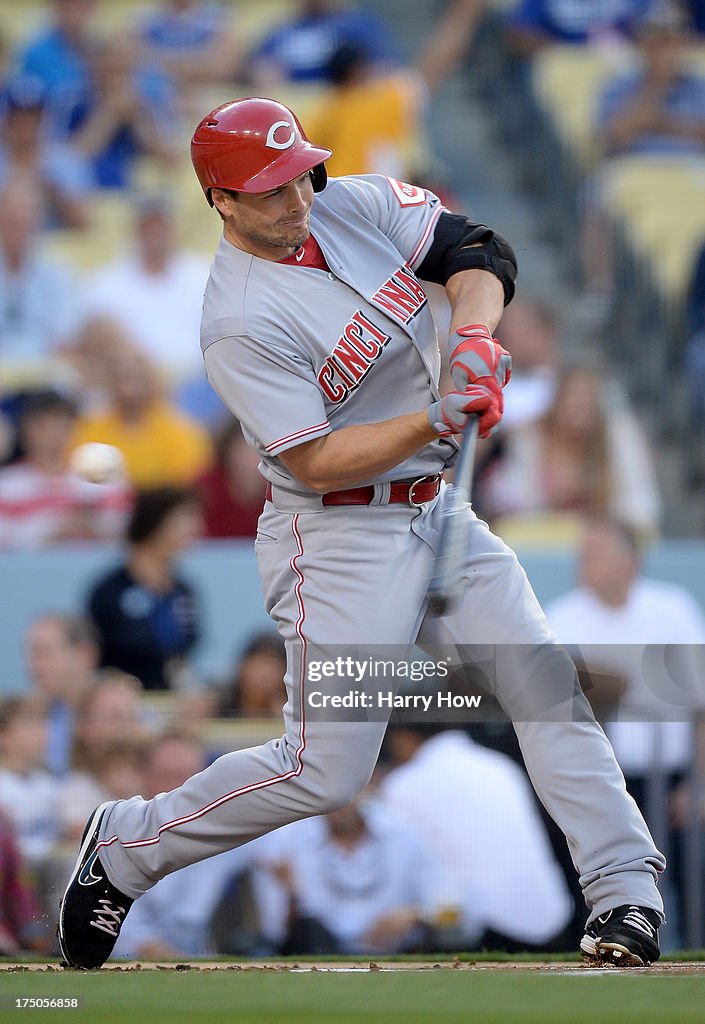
{"left": 191, "top": 96, "right": 332, "bottom": 206}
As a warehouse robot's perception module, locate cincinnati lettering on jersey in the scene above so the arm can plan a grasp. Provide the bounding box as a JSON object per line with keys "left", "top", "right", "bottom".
{"left": 318, "top": 310, "right": 391, "bottom": 403}
{"left": 372, "top": 265, "right": 428, "bottom": 326}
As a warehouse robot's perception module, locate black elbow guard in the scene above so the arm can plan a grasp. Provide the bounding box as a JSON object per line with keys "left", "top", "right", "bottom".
{"left": 416, "top": 212, "right": 517, "bottom": 305}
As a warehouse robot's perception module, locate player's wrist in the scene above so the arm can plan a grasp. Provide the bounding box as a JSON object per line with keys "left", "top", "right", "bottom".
{"left": 449, "top": 323, "right": 491, "bottom": 356}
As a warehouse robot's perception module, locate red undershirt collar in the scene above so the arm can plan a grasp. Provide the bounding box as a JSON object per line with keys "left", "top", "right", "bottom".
{"left": 278, "top": 233, "right": 330, "bottom": 271}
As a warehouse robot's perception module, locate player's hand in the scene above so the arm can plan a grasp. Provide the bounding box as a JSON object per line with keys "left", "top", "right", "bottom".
{"left": 428, "top": 385, "right": 502, "bottom": 438}
{"left": 449, "top": 323, "right": 512, "bottom": 395}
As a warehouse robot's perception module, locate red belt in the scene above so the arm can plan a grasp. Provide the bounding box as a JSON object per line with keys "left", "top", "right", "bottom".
{"left": 265, "top": 474, "right": 442, "bottom": 507}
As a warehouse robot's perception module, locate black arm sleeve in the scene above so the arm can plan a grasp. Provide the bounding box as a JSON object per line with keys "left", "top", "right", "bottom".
{"left": 416, "top": 212, "right": 517, "bottom": 305}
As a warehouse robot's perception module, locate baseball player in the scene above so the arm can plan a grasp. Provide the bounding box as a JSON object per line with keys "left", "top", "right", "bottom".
{"left": 58, "top": 97, "right": 665, "bottom": 969}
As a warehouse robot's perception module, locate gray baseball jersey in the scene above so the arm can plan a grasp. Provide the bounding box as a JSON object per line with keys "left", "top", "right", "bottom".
{"left": 201, "top": 175, "right": 455, "bottom": 491}
{"left": 97, "top": 175, "right": 664, "bottom": 931}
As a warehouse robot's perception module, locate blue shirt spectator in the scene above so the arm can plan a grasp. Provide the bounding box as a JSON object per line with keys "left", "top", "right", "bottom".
{"left": 686, "top": 238, "right": 705, "bottom": 337}
{"left": 0, "top": 77, "right": 93, "bottom": 229}
{"left": 508, "top": 0, "right": 649, "bottom": 49}
{"left": 682, "top": 0, "right": 705, "bottom": 34}
{"left": 685, "top": 239, "right": 705, "bottom": 435}
{"left": 18, "top": 0, "right": 97, "bottom": 139}
{"left": 251, "top": 0, "right": 397, "bottom": 84}
{"left": 70, "top": 37, "right": 178, "bottom": 190}
{"left": 137, "top": 1, "right": 240, "bottom": 87}
{"left": 140, "top": 0, "right": 225, "bottom": 51}
{"left": 596, "top": 11, "right": 705, "bottom": 156}
{"left": 598, "top": 71, "right": 705, "bottom": 155}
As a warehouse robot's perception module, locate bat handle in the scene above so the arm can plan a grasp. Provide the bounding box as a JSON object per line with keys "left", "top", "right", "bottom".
{"left": 426, "top": 414, "right": 479, "bottom": 613}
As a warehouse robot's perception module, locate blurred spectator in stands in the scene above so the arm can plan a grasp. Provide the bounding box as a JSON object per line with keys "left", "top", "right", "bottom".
{"left": 48, "top": 674, "right": 152, "bottom": 896}
{"left": 59, "top": 316, "right": 124, "bottom": 414}
{"left": 250, "top": 0, "right": 397, "bottom": 86}
{"left": 685, "top": 234, "right": 705, "bottom": 356}
{"left": 59, "top": 738, "right": 145, "bottom": 843}
{"left": 0, "top": 75, "right": 92, "bottom": 230}
{"left": 497, "top": 293, "right": 559, "bottom": 429}
{"left": 377, "top": 722, "right": 574, "bottom": 951}
{"left": 18, "top": 0, "right": 97, "bottom": 140}
{"left": 0, "top": 181, "right": 80, "bottom": 377}
{"left": 86, "top": 486, "right": 203, "bottom": 690}
{"left": 136, "top": 1, "right": 242, "bottom": 100}
{"left": 251, "top": 797, "right": 440, "bottom": 955}
{"left": 73, "top": 675, "right": 148, "bottom": 759}
{"left": 72, "top": 34, "right": 178, "bottom": 189}
{"left": 69, "top": 670, "right": 154, "bottom": 769}
{"left": 217, "top": 631, "right": 286, "bottom": 718}
{"left": 306, "top": 42, "right": 424, "bottom": 179}
{"left": 415, "top": 0, "right": 484, "bottom": 92}
{"left": 304, "top": 3, "right": 487, "bottom": 182}
{"left": 0, "top": 697, "right": 60, "bottom": 869}
{"left": 597, "top": 4, "right": 705, "bottom": 159}
{"left": 111, "top": 731, "right": 250, "bottom": 960}
{"left": 0, "top": 807, "right": 48, "bottom": 953}
{"left": 70, "top": 340, "right": 213, "bottom": 488}
{"left": 477, "top": 362, "right": 662, "bottom": 537}
{"left": 80, "top": 194, "right": 210, "bottom": 385}
{"left": 681, "top": 0, "right": 705, "bottom": 33}
{"left": 684, "top": 235, "right": 705, "bottom": 485}
{"left": 198, "top": 418, "right": 267, "bottom": 539}
{"left": 545, "top": 516, "right": 705, "bottom": 936}
{"left": 582, "top": 3, "right": 705, "bottom": 300}
{"left": 507, "top": 0, "right": 649, "bottom": 55}
{"left": 25, "top": 613, "right": 100, "bottom": 778}
{"left": 0, "top": 389, "right": 130, "bottom": 550}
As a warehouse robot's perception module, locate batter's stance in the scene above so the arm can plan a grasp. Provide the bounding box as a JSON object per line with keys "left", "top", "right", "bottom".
{"left": 59, "top": 98, "right": 665, "bottom": 968}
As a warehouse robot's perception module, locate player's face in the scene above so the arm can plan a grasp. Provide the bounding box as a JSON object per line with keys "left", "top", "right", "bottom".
{"left": 215, "top": 172, "right": 315, "bottom": 260}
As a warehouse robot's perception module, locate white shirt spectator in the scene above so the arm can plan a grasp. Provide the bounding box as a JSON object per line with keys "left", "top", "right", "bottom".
{"left": 80, "top": 250, "right": 210, "bottom": 379}
{"left": 0, "top": 249, "right": 79, "bottom": 365}
{"left": 251, "top": 803, "right": 444, "bottom": 953}
{"left": 377, "top": 731, "right": 573, "bottom": 945}
{"left": 0, "top": 766, "right": 60, "bottom": 865}
{"left": 546, "top": 580, "right": 705, "bottom": 774}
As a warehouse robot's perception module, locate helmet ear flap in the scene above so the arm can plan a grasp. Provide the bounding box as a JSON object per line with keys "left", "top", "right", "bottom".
{"left": 310, "top": 164, "right": 327, "bottom": 192}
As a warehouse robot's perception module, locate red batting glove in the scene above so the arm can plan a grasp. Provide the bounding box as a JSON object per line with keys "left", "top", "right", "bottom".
{"left": 428, "top": 384, "right": 502, "bottom": 439}
{"left": 449, "top": 323, "right": 512, "bottom": 396}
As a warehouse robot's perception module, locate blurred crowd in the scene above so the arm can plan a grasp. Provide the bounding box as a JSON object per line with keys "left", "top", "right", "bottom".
{"left": 1, "top": 0, "right": 705, "bottom": 958}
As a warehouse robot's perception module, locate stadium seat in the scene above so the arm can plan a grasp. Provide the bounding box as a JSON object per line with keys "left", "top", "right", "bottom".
{"left": 600, "top": 156, "right": 705, "bottom": 301}
{"left": 531, "top": 44, "right": 637, "bottom": 167}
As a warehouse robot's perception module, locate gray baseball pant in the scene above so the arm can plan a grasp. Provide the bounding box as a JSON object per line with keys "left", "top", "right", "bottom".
{"left": 98, "top": 488, "right": 665, "bottom": 923}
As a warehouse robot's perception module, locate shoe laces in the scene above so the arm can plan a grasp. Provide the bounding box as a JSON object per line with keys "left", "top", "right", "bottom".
{"left": 90, "top": 899, "right": 127, "bottom": 937}
{"left": 623, "top": 907, "right": 656, "bottom": 938}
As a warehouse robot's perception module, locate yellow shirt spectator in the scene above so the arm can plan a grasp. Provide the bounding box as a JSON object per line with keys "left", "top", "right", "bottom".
{"left": 307, "top": 72, "right": 424, "bottom": 178}
{"left": 70, "top": 341, "right": 212, "bottom": 488}
{"left": 71, "top": 402, "right": 213, "bottom": 489}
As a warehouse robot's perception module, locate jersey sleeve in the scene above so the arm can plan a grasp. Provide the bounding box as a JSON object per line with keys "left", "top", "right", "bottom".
{"left": 338, "top": 174, "right": 446, "bottom": 272}
{"left": 204, "top": 334, "right": 331, "bottom": 457}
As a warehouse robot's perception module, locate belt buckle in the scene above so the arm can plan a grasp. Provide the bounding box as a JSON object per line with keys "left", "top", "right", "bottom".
{"left": 408, "top": 476, "right": 431, "bottom": 507}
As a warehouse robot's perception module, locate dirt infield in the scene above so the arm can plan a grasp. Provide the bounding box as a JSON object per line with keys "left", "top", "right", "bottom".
{"left": 2, "top": 959, "right": 704, "bottom": 974}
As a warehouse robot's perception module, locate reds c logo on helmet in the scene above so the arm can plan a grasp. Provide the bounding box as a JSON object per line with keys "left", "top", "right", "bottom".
{"left": 266, "top": 120, "right": 297, "bottom": 151}
{"left": 191, "top": 97, "right": 332, "bottom": 206}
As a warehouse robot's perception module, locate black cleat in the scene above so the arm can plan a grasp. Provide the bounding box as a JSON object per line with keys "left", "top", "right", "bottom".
{"left": 581, "top": 905, "right": 661, "bottom": 967}
{"left": 57, "top": 802, "right": 133, "bottom": 969}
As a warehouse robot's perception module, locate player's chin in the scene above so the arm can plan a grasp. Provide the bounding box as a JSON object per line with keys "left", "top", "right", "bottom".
{"left": 276, "top": 220, "right": 310, "bottom": 246}
{"left": 284, "top": 228, "right": 310, "bottom": 248}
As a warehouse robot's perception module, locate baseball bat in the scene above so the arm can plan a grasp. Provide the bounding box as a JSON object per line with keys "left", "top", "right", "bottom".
{"left": 427, "top": 415, "right": 479, "bottom": 616}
